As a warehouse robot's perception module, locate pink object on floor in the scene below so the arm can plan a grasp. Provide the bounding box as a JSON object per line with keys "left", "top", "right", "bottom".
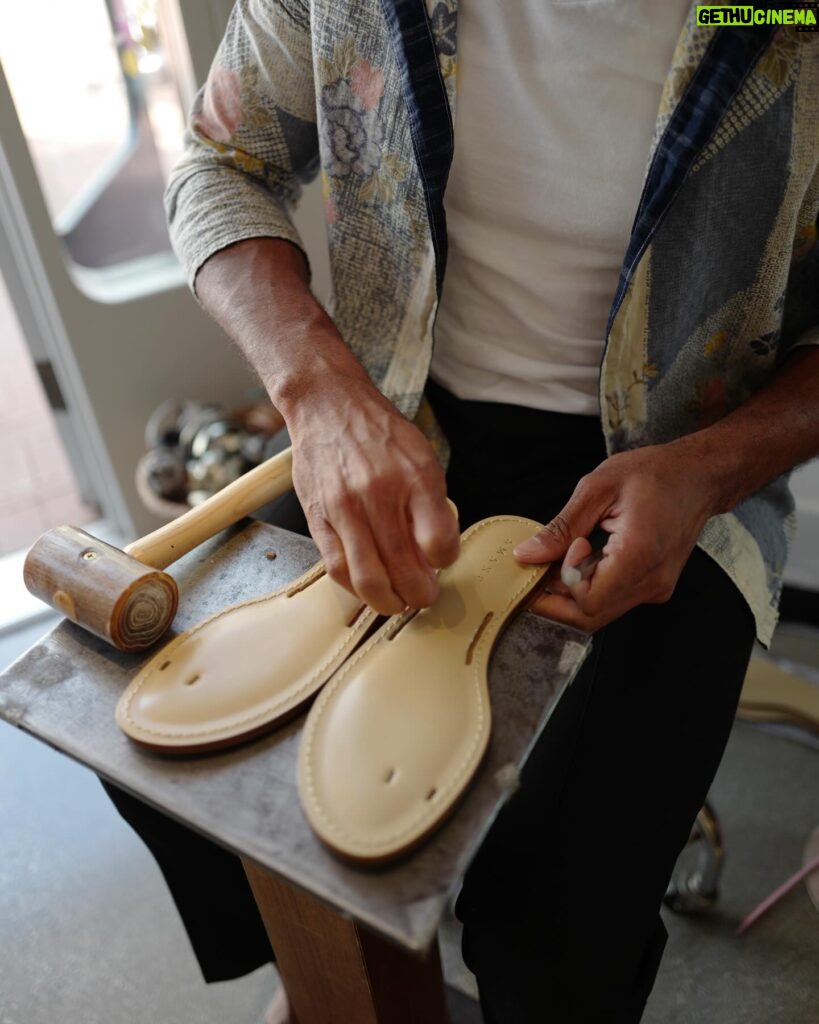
{"left": 736, "top": 849, "right": 819, "bottom": 936}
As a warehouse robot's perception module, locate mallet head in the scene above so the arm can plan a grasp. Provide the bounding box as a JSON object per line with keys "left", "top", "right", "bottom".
{"left": 24, "top": 526, "right": 179, "bottom": 652}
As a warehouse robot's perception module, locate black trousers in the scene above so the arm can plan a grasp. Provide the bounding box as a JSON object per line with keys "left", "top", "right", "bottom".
{"left": 105, "top": 382, "right": 756, "bottom": 1020}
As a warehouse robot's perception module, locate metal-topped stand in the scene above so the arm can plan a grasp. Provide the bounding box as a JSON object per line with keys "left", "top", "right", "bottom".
{"left": 0, "top": 520, "right": 590, "bottom": 1023}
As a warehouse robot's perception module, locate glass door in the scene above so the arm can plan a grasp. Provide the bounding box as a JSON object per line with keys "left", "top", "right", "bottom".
{"left": 0, "top": 0, "right": 258, "bottom": 542}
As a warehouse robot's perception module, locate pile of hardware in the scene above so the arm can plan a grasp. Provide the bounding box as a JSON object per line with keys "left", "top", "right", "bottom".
{"left": 136, "top": 397, "right": 286, "bottom": 517}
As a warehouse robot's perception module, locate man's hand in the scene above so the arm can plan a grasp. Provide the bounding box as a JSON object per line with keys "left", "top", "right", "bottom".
{"left": 515, "top": 345, "right": 819, "bottom": 633}
{"left": 287, "top": 375, "right": 460, "bottom": 615}
{"left": 195, "top": 238, "right": 459, "bottom": 616}
{"left": 514, "top": 443, "right": 720, "bottom": 632}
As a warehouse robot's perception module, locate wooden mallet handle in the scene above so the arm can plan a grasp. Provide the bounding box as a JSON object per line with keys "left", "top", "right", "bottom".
{"left": 24, "top": 447, "right": 295, "bottom": 651}
{"left": 125, "top": 447, "right": 293, "bottom": 568}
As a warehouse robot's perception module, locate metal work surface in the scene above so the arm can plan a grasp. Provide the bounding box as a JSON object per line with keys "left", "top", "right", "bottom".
{"left": 0, "top": 521, "right": 591, "bottom": 951}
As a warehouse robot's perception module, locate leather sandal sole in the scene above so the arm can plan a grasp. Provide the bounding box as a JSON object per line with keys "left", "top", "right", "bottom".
{"left": 297, "top": 515, "right": 550, "bottom": 864}
{"left": 116, "top": 564, "right": 377, "bottom": 753}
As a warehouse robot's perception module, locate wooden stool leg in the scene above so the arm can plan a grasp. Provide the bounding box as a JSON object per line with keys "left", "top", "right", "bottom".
{"left": 243, "top": 858, "right": 451, "bottom": 1024}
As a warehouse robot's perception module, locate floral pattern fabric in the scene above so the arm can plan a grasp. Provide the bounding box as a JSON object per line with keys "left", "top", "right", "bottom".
{"left": 321, "top": 77, "right": 385, "bottom": 177}
{"left": 166, "top": 0, "right": 819, "bottom": 646}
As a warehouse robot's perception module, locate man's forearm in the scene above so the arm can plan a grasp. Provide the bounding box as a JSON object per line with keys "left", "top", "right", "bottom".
{"left": 194, "top": 237, "right": 374, "bottom": 422}
{"left": 194, "top": 235, "right": 460, "bottom": 613}
{"left": 674, "top": 346, "right": 819, "bottom": 515}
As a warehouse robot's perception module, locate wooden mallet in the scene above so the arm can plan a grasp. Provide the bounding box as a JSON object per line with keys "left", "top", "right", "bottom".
{"left": 24, "top": 447, "right": 294, "bottom": 652}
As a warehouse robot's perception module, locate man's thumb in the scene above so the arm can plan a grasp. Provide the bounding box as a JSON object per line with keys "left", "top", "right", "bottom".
{"left": 514, "top": 494, "right": 600, "bottom": 564}
{"left": 513, "top": 514, "right": 574, "bottom": 562}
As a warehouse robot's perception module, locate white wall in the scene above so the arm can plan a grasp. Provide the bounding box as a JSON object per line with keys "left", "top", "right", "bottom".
{"left": 0, "top": 1, "right": 330, "bottom": 541}
{"left": 786, "top": 463, "right": 819, "bottom": 590}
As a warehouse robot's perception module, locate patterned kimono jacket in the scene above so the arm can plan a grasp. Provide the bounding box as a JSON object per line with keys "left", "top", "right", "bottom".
{"left": 166, "top": 0, "right": 819, "bottom": 644}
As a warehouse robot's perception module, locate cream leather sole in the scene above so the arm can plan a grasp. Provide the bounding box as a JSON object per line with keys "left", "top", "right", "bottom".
{"left": 738, "top": 657, "right": 819, "bottom": 736}
{"left": 116, "top": 564, "right": 377, "bottom": 753}
{"left": 297, "top": 515, "right": 550, "bottom": 864}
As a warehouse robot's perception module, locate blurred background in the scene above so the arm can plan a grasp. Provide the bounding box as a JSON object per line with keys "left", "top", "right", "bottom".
{"left": 0, "top": 3, "right": 816, "bottom": 1022}
{"left": 0, "top": 0, "right": 331, "bottom": 613}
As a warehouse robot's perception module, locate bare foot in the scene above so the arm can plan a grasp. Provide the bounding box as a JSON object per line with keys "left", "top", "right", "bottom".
{"left": 264, "top": 985, "right": 298, "bottom": 1024}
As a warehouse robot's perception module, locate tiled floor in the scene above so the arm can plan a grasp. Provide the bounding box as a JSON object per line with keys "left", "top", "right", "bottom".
{"left": 0, "top": 272, "right": 95, "bottom": 557}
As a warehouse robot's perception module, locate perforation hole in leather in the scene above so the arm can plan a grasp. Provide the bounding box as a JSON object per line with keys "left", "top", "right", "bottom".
{"left": 426, "top": 786, "right": 437, "bottom": 801}
{"left": 466, "top": 612, "right": 494, "bottom": 665}
{"left": 159, "top": 660, "right": 171, "bottom": 671}
{"left": 384, "top": 768, "right": 396, "bottom": 783}
{"left": 346, "top": 603, "right": 368, "bottom": 628}
{"left": 184, "top": 673, "right": 201, "bottom": 686}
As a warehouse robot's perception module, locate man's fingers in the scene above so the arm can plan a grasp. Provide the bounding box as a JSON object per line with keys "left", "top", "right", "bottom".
{"left": 514, "top": 478, "right": 608, "bottom": 564}
{"left": 528, "top": 591, "right": 600, "bottom": 632}
{"left": 514, "top": 513, "right": 572, "bottom": 562}
{"left": 540, "top": 562, "right": 572, "bottom": 598}
{"left": 367, "top": 505, "right": 441, "bottom": 609}
{"left": 533, "top": 538, "right": 662, "bottom": 627}
{"left": 295, "top": 435, "right": 459, "bottom": 612}
{"left": 307, "top": 488, "right": 449, "bottom": 613}
{"left": 560, "top": 536, "right": 593, "bottom": 581}
{"left": 343, "top": 542, "right": 406, "bottom": 617}
{"left": 308, "top": 517, "right": 354, "bottom": 593}
{"left": 564, "top": 547, "right": 627, "bottom": 620}
{"left": 407, "top": 486, "right": 461, "bottom": 569}
{"left": 531, "top": 537, "right": 624, "bottom": 627}
{"left": 529, "top": 578, "right": 629, "bottom": 632}
{"left": 327, "top": 511, "right": 406, "bottom": 615}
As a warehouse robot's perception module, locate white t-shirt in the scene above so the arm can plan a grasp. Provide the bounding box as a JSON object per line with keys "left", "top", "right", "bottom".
{"left": 430, "top": 0, "right": 691, "bottom": 414}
